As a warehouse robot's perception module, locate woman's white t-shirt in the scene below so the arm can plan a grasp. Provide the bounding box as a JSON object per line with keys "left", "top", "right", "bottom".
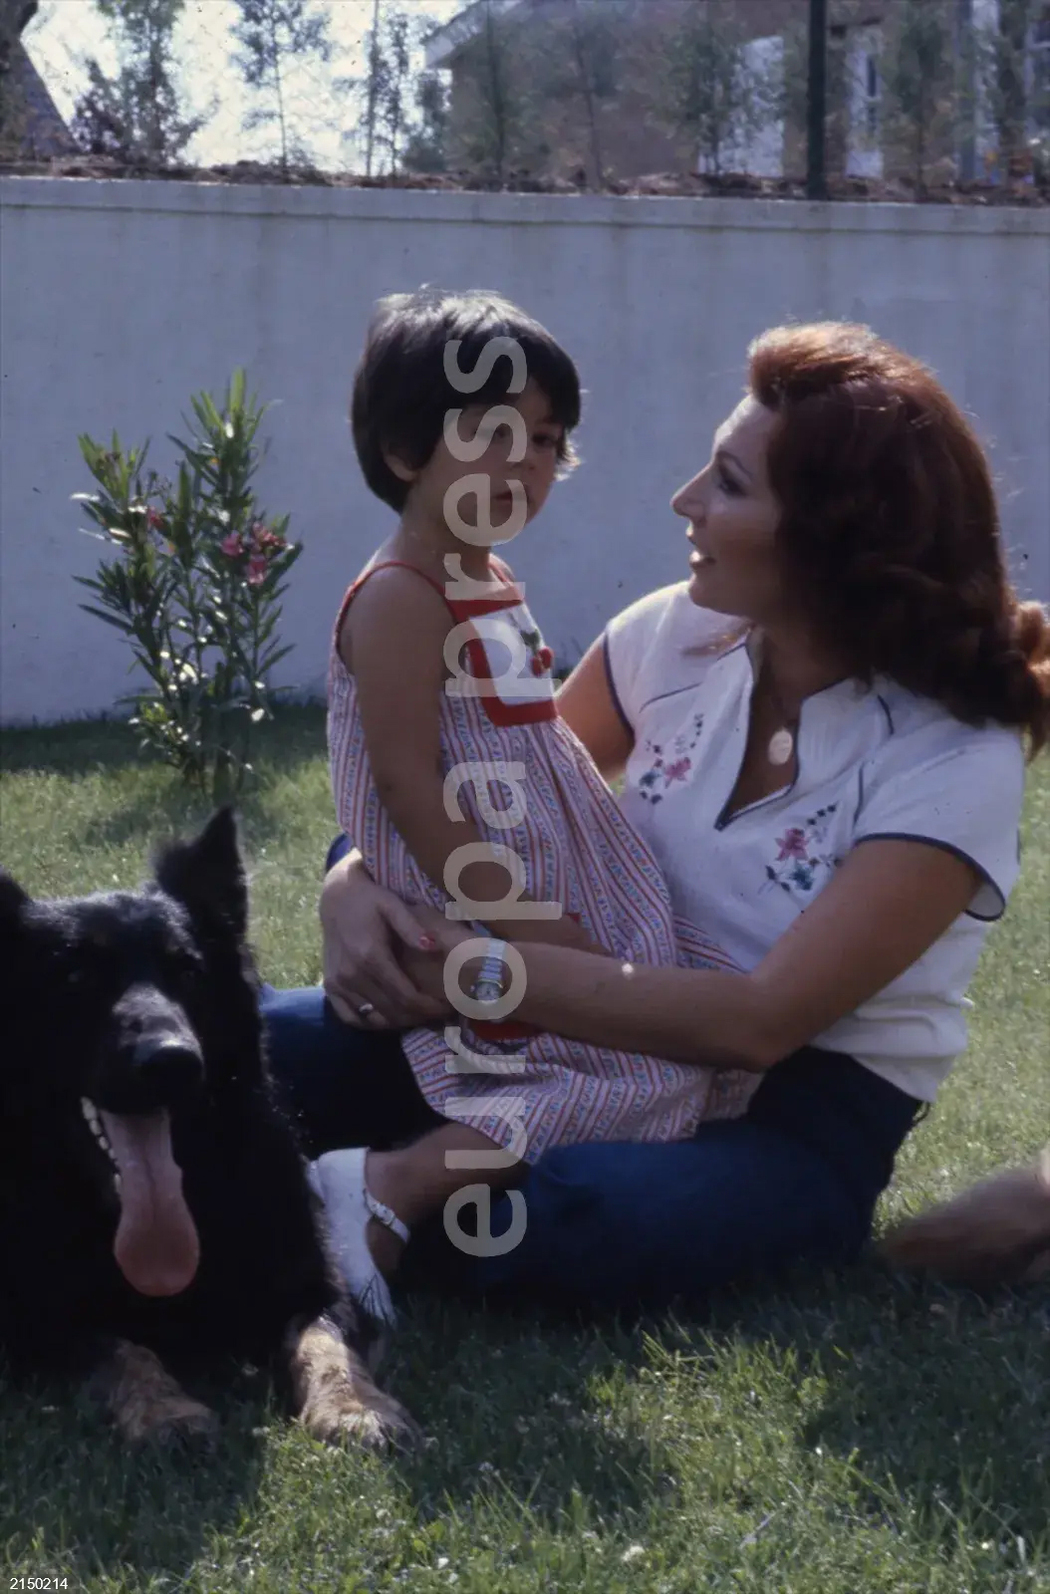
{"left": 604, "top": 584, "right": 1026, "bottom": 1102}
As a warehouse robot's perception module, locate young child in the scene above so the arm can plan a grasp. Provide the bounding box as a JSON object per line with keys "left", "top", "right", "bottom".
{"left": 312, "top": 288, "right": 752, "bottom": 1322}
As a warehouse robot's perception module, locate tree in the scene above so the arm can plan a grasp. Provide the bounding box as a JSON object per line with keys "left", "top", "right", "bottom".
{"left": 647, "top": 0, "right": 772, "bottom": 176}
{"left": 559, "top": 0, "right": 625, "bottom": 185}
{"left": 879, "top": 0, "right": 955, "bottom": 193}
{"left": 766, "top": 0, "right": 884, "bottom": 183}
{"left": 975, "top": 0, "right": 1049, "bottom": 179}
{"left": 402, "top": 68, "right": 450, "bottom": 174}
{"left": 377, "top": 6, "right": 413, "bottom": 173}
{"left": 230, "top": 0, "right": 332, "bottom": 173}
{"left": 71, "top": 0, "right": 206, "bottom": 164}
{"left": 355, "top": 0, "right": 421, "bottom": 176}
{"left": 454, "top": 0, "right": 532, "bottom": 183}
{"left": 525, "top": 0, "right": 626, "bottom": 186}
{"left": 359, "top": 0, "right": 382, "bottom": 177}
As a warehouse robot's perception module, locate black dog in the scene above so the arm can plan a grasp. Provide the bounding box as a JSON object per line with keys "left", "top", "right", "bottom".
{"left": 0, "top": 809, "right": 414, "bottom": 1449}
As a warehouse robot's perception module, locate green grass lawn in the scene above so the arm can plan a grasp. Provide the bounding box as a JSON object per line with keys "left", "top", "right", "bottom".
{"left": 1, "top": 708, "right": 1048, "bottom": 1594}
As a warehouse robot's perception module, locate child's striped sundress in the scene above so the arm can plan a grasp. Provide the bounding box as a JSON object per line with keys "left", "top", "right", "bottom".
{"left": 327, "top": 557, "right": 756, "bottom": 1162}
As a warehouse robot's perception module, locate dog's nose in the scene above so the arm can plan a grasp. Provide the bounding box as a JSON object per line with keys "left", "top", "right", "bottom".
{"left": 131, "top": 1034, "right": 204, "bottom": 1092}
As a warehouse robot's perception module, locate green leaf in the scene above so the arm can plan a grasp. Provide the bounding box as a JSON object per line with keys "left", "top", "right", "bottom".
{"left": 79, "top": 604, "right": 134, "bottom": 634}
{"left": 260, "top": 642, "right": 294, "bottom": 672}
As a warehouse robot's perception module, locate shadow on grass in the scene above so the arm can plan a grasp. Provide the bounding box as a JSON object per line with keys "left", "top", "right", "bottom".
{"left": 3, "top": 1276, "right": 1046, "bottom": 1572}
{"left": 380, "top": 1299, "right": 668, "bottom": 1527}
{"left": 1, "top": 705, "right": 331, "bottom": 858}
{"left": 0, "top": 1364, "right": 271, "bottom": 1586}
{"left": 0, "top": 703, "right": 326, "bottom": 780}
{"left": 1, "top": 1316, "right": 665, "bottom": 1578}
{"left": 664, "top": 1261, "right": 1049, "bottom": 1545}
{"left": 73, "top": 787, "right": 326, "bottom": 859}
{"left": 384, "top": 1259, "right": 1049, "bottom": 1547}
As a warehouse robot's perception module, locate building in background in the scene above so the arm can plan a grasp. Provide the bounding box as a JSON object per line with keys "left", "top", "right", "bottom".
{"left": 425, "top": 0, "right": 1050, "bottom": 186}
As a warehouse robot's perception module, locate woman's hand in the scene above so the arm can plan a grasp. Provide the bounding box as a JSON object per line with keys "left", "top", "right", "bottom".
{"left": 395, "top": 904, "right": 474, "bottom": 1004}
{"left": 319, "top": 853, "right": 450, "bottom": 1030}
{"left": 394, "top": 905, "right": 612, "bottom": 1004}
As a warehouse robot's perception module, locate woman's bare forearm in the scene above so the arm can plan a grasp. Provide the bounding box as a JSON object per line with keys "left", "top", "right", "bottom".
{"left": 510, "top": 944, "right": 776, "bottom": 1072}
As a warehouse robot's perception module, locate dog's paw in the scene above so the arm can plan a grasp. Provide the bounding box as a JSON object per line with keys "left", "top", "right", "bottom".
{"left": 94, "top": 1340, "right": 219, "bottom": 1449}
{"left": 133, "top": 1395, "right": 220, "bottom": 1451}
{"left": 301, "top": 1384, "right": 420, "bottom": 1451}
{"left": 287, "top": 1315, "right": 420, "bottom": 1450}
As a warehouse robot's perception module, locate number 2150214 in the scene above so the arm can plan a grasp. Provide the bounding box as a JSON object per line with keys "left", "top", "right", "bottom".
{"left": 10, "top": 1581, "right": 70, "bottom": 1590}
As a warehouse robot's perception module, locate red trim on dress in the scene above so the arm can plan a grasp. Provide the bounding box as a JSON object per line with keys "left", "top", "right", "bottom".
{"left": 336, "top": 558, "right": 558, "bottom": 728}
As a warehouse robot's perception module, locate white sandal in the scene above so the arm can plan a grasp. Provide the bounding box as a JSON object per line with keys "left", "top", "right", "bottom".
{"left": 306, "top": 1147, "right": 409, "bottom": 1326}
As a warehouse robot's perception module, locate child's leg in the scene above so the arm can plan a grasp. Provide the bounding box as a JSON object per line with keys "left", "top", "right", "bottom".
{"left": 311, "top": 1122, "right": 520, "bottom": 1319}
{"left": 365, "top": 1124, "right": 520, "bottom": 1275}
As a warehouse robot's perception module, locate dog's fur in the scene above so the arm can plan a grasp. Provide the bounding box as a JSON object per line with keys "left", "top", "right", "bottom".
{"left": 0, "top": 810, "right": 414, "bottom": 1448}
{"left": 879, "top": 1148, "right": 1050, "bottom": 1288}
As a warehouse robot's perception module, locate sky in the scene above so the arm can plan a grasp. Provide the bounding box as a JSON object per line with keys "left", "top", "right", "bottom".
{"left": 24, "top": 0, "right": 465, "bottom": 169}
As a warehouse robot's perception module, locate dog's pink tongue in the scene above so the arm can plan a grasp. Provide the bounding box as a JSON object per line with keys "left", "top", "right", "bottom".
{"left": 101, "top": 1109, "right": 200, "bottom": 1297}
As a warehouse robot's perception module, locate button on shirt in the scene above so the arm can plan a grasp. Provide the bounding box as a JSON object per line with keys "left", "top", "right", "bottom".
{"left": 604, "top": 584, "right": 1026, "bottom": 1101}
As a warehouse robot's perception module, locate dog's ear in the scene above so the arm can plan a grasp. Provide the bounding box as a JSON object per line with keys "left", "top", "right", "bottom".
{"left": 0, "top": 870, "right": 30, "bottom": 930}
{"left": 153, "top": 808, "right": 248, "bottom": 938}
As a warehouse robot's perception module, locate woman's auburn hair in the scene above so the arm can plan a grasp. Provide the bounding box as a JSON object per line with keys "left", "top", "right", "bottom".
{"left": 749, "top": 322, "right": 1050, "bottom": 758}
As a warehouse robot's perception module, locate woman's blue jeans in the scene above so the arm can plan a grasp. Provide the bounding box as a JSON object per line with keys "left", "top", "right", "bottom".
{"left": 261, "top": 984, "right": 923, "bottom": 1312}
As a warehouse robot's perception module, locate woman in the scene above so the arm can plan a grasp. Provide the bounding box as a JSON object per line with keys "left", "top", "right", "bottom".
{"left": 264, "top": 322, "right": 1050, "bottom": 1312}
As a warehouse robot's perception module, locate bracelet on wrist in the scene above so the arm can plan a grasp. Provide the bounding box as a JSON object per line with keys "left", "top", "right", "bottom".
{"left": 470, "top": 939, "right": 509, "bottom": 1005}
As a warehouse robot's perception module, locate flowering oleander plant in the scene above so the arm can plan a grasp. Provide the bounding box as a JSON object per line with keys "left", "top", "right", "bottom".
{"left": 74, "top": 370, "right": 302, "bottom": 800}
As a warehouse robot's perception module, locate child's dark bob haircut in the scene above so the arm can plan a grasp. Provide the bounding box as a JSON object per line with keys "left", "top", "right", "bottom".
{"left": 351, "top": 287, "right": 581, "bottom": 511}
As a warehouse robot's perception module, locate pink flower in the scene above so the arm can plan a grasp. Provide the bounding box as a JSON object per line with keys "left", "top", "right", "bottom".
{"left": 220, "top": 532, "right": 244, "bottom": 557}
{"left": 249, "top": 519, "right": 286, "bottom": 552}
{"left": 246, "top": 553, "right": 268, "bottom": 585}
{"left": 776, "top": 827, "right": 808, "bottom": 862}
{"left": 147, "top": 507, "right": 166, "bottom": 531}
{"left": 663, "top": 756, "right": 692, "bottom": 783}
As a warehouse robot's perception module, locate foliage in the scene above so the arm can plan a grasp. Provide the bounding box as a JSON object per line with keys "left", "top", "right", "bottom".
{"left": 230, "top": 0, "right": 332, "bottom": 171}
{"left": 353, "top": 1, "right": 428, "bottom": 176}
{"left": 71, "top": 0, "right": 208, "bottom": 165}
{"left": 530, "top": 0, "right": 628, "bottom": 185}
{"left": 72, "top": 372, "right": 302, "bottom": 802}
{"left": 878, "top": 0, "right": 956, "bottom": 193}
{"left": 771, "top": 3, "right": 858, "bottom": 180}
{"left": 974, "top": 0, "right": 1050, "bottom": 181}
{"left": 645, "top": 0, "right": 772, "bottom": 176}
{"left": 454, "top": 0, "right": 534, "bottom": 183}
{"left": 401, "top": 65, "right": 450, "bottom": 174}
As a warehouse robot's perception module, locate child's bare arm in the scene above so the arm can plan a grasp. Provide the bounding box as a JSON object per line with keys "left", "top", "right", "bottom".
{"left": 345, "top": 569, "right": 596, "bottom": 949}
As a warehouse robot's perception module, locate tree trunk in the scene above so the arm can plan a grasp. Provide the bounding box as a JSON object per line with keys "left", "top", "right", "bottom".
{"left": 570, "top": 0, "right": 604, "bottom": 186}
{"left": 270, "top": 12, "right": 288, "bottom": 172}
{"left": 997, "top": 0, "right": 1030, "bottom": 175}
{"left": 364, "top": 0, "right": 380, "bottom": 177}
{"left": 956, "top": 0, "right": 976, "bottom": 183}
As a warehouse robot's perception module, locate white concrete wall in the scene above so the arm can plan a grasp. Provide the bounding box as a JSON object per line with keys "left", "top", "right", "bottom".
{"left": 1, "top": 178, "right": 1048, "bottom": 724}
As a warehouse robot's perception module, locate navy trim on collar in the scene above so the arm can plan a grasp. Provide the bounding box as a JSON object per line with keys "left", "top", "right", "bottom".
{"left": 601, "top": 631, "right": 633, "bottom": 737}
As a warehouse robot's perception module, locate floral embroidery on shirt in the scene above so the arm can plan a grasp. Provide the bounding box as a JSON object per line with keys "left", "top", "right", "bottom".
{"left": 635, "top": 713, "right": 705, "bottom": 804}
{"left": 765, "top": 804, "right": 840, "bottom": 894}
